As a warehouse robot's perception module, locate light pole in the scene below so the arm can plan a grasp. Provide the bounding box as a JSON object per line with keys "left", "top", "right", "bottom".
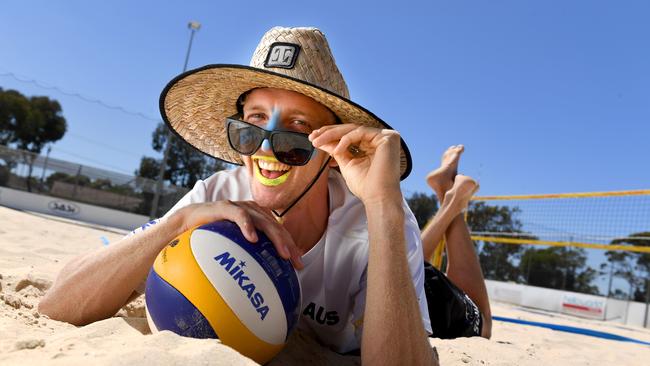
{"left": 40, "top": 145, "right": 52, "bottom": 188}
{"left": 150, "top": 21, "right": 201, "bottom": 219}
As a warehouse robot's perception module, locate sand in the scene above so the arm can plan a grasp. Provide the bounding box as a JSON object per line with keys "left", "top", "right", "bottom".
{"left": 1, "top": 206, "right": 649, "bottom": 365}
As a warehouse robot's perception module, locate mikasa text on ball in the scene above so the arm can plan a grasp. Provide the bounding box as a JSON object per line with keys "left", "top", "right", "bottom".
{"left": 145, "top": 220, "right": 302, "bottom": 364}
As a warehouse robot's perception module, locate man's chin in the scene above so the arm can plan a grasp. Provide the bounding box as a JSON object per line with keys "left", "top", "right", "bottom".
{"left": 250, "top": 185, "right": 289, "bottom": 212}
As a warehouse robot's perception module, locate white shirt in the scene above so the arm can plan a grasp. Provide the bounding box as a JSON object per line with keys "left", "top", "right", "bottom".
{"left": 137, "top": 167, "right": 432, "bottom": 353}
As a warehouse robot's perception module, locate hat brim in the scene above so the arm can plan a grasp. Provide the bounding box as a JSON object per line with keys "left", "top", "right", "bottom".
{"left": 160, "top": 64, "right": 412, "bottom": 180}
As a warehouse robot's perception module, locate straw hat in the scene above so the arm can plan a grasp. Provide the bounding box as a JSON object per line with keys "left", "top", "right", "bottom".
{"left": 160, "top": 26, "right": 412, "bottom": 180}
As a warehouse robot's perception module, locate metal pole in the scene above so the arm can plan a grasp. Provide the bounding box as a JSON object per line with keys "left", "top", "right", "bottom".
{"left": 607, "top": 262, "right": 615, "bottom": 297}
{"left": 72, "top": 165, "right": 83, "bottom": 199}
{"left": 525, "top": 252, "right": 532, "bottom": 285}
{"left": 182, "top": 22, "right": 200, "bottom": 72}
{"left": 150, "top": 21, "right": 201, "bottom": 219}
{"left": 40, "top": 145, "right": 52, "bottom": 188}
{"left": 643, "top": 278, "right": 650, "bottom": 328}
{"left": 623, "top": 277, "right": 633, "bottom": 325}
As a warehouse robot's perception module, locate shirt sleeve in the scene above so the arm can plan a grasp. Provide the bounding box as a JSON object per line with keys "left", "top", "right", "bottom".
{"left": 127, "top": 179, "right": 209, "bottom": 293}
{"left": 162, "top": 179, "right": 209, "bottom": 219}
{"left": 126, "top": 179, "right": 208, "bottom": 237}
{"left": 403, "top": 214, "right": 433, "bottom": 335}
{"left": 350, "top": 267, "right": 367, "bottom": 346}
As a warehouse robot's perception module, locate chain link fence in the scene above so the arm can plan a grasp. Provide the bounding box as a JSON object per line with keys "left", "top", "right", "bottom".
{"left": 0, "top": 145, "right": 189, "bottom": 218}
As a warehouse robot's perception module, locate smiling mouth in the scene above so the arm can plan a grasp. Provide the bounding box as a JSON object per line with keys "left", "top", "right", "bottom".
{"left": 253, "top": 156, "right": 292, "bottom": 186}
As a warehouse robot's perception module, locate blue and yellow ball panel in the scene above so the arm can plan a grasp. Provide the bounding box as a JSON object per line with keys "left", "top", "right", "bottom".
{"left": 145, "top": 267, "right": 217, "bottom": 338}
{"left": 145, "top": 221, "right": 300, "bottom": 364}
{"left": 197, "top": 221, "right": 301, "bottom": 334}
{"left": 189, "top": 222, "right": 297, "bottom": 345}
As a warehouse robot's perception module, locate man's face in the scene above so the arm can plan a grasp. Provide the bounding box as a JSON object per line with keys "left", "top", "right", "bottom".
{"left": 240, "top": 88, "right": 337, "bottom": 210}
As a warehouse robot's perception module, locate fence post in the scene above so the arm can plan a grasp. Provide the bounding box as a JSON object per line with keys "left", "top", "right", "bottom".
{"left": 39, "top": 145, "right": 52, "bottom": 188}
{"left": 643, "top": 277, "right": 650, "bottom": 328}
{"left": 606, "top": 262, "right": 615, "bottom": 298}
{"left": 72, "top": 165, "right": 83, "bottom": 199}
{"left": 525, "top": 252, "right": 532, "bottom": 285}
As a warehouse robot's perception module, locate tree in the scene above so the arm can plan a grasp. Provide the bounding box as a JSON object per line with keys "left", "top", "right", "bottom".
{"left": 405, "top": 196, "right": 534, "bottom": 281}
{"left": 136, "top": 123, "right": 226, "bottom": 188}
{"left": 14, "top": 96, "right": 67, "bottom": 153}
{"left": 0, "top": 88, "right": 67, "bottom": 191}
{"left": 0, "top": 88, "right": 30, "bottom": 145}
{"left": 520, "top": 246, "right": 599, "bottom": 294}
{"left": 136, "top": 123, "right": 227, "bottom": 216}
{"left": 605, "top": 232, "right": 650, "bottom": 301}
{"left": 467, "top": 202, "right": 529, "bottom": 282}
{"left": 0, "top": 89, "right": 32, "bottom": 186}
{"left": 405, "top": 192, "right": 438, "bottom": 230}
{"left": 466, "top": 201, "right": 598, "bottom": 293}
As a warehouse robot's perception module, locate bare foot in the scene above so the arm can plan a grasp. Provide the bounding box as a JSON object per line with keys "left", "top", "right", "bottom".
{"left": 444, "top": 174, "right": 479, "bottom": 212}
{"left": 426, "top": 145, "right": 465, "bottom": 199}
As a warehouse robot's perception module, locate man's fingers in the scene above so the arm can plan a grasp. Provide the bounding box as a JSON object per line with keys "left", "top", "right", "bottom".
{"left": 252, "top": 215, "right": 295, "bottom": 258}
{"left": 233, "top": 201, "right": 304, "bottom": 269}
{"left": 254, "top": 215, "right": 303, "bottom": 269}
{"left": 308, "top": 123, "right": 347, "bottom": 140}
{"left": 310, "top": 124, "right": 374, "bottom": 168}
{"left": 309, "top": 124, "right": 358, "bottom": 148}
{"left": 237, "top": 201, "right": 277, "bottom": 224}
{"left": 225, "top": 201, "right": 259, "bottom": 243}
{"left": 181, "top": 201, "right": 303, "bottom": 269}
{"left": 332, "top": 127, "right": 380, "bottom": 156}
{"left": 239, "top": 202, "right": 295, "bottom": 256}
{"left": 286, "top": 243, "right": 305, "bottom": 270}
{"left": 290, "top": 257, "right": 304, "bottom": 270}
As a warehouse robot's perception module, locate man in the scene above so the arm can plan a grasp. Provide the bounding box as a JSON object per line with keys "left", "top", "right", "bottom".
{"left": 39, "top": 28, "right": 492, "bottom": 365}
{"left": 40, "top": 27, "right": 437, "bottom": 365}
{"left": 422, "top": 145, "right": 492, "bottom": 339}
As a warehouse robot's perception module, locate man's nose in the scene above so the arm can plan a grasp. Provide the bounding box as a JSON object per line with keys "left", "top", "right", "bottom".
{"left": 260, "top": 107, "right": 281, "bottom": 153}
{"left": 261, "top": 139, "right": 272, "bottom": 152}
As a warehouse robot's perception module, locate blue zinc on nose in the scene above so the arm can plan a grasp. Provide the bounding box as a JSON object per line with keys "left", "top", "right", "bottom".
{"left": 261, "top": 139, "right": 272, "bottom": 152}
{"left": 261, "top": 108, "right": 281, "bottom": 152}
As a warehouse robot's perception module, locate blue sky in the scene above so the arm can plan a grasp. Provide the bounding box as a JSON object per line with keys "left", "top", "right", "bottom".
{"left": 2, "top": 0, "right": 648, "bottom": 295}
{"left": 2, "top": 0, "right": 648, "bottom": 197}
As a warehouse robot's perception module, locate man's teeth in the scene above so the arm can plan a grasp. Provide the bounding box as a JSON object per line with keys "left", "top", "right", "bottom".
{"left": 257, "top": 159, "right": 289, "bottom": 172}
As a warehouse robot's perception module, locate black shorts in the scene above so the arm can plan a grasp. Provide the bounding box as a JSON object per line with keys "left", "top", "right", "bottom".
{"left": 342, "top": 261, "right": 483, "bottom": 356}
{"left": 423, "top": 261, "right": 482, "bottom": 339}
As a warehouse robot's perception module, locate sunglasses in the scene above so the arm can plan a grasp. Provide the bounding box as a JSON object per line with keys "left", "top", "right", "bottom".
{"left": 226, "top": 118, "right": 315, "bottom": 166}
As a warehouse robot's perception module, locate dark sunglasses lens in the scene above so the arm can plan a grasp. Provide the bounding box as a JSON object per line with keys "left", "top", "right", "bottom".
{"left": 228, "top": 121, "right": 263, "bottom": 154}
{"left": 272, "top": 133, "right": 313, "bottom": 165}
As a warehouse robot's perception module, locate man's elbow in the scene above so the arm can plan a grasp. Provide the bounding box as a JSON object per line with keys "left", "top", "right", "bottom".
{"left": 38, "top": 292, "right": 65, "bottom": 323}
{"left": 480, "top": 313, "right": 492, "bottom": 339}
{"left": 38, "top": 291, "right": 86, "bottom": 326}
{"left": 362, "top": 343, "right": 439, "bottom": 366}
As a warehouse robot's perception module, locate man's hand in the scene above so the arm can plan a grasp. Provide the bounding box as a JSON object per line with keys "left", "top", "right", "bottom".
{"left": 312, "top": 124, "right": 437, "bottom": 365}
{"left": 172, "top": 200, "right": 303, "bottom": 269}
{"left": 309, "top": 124, "right": 402, "bottom": 204}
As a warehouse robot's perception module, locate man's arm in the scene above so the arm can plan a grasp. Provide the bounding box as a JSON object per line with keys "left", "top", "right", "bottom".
{"left": 39, "top": 201, "right": 300, "bottom": 325}
{"left": 363, "top": 196, "right": 437, "bottom": 365}
{"left": 310, "top": 124, "right": 437, "bottom": 365}
{"left": 39, "top": 214, "right": 185, "bottom": 325}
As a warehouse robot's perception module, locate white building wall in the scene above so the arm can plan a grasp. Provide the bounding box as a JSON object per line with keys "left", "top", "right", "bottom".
{"left": 0, "top": 186, "right": 149, "bottom": 231}
{"left": 486, "top": 279, "right": 650, "bottom": 328}
{"left": 627, "top": 302, "right": 650, "bottom": 327}
{"left": 605, "top": 298, "right": 628, "bottom": 322}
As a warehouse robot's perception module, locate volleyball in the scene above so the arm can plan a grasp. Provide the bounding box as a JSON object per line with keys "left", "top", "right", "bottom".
{"left": 144, "top": 220, "right": 302, "bottom": 364}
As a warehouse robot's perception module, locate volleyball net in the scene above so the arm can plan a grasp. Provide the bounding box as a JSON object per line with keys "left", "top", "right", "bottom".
{"left": 430, "top": 189, "right": 650, "bottom": 297}
{"left": 468, "top": 190, "right": 650, "bottom": 253}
